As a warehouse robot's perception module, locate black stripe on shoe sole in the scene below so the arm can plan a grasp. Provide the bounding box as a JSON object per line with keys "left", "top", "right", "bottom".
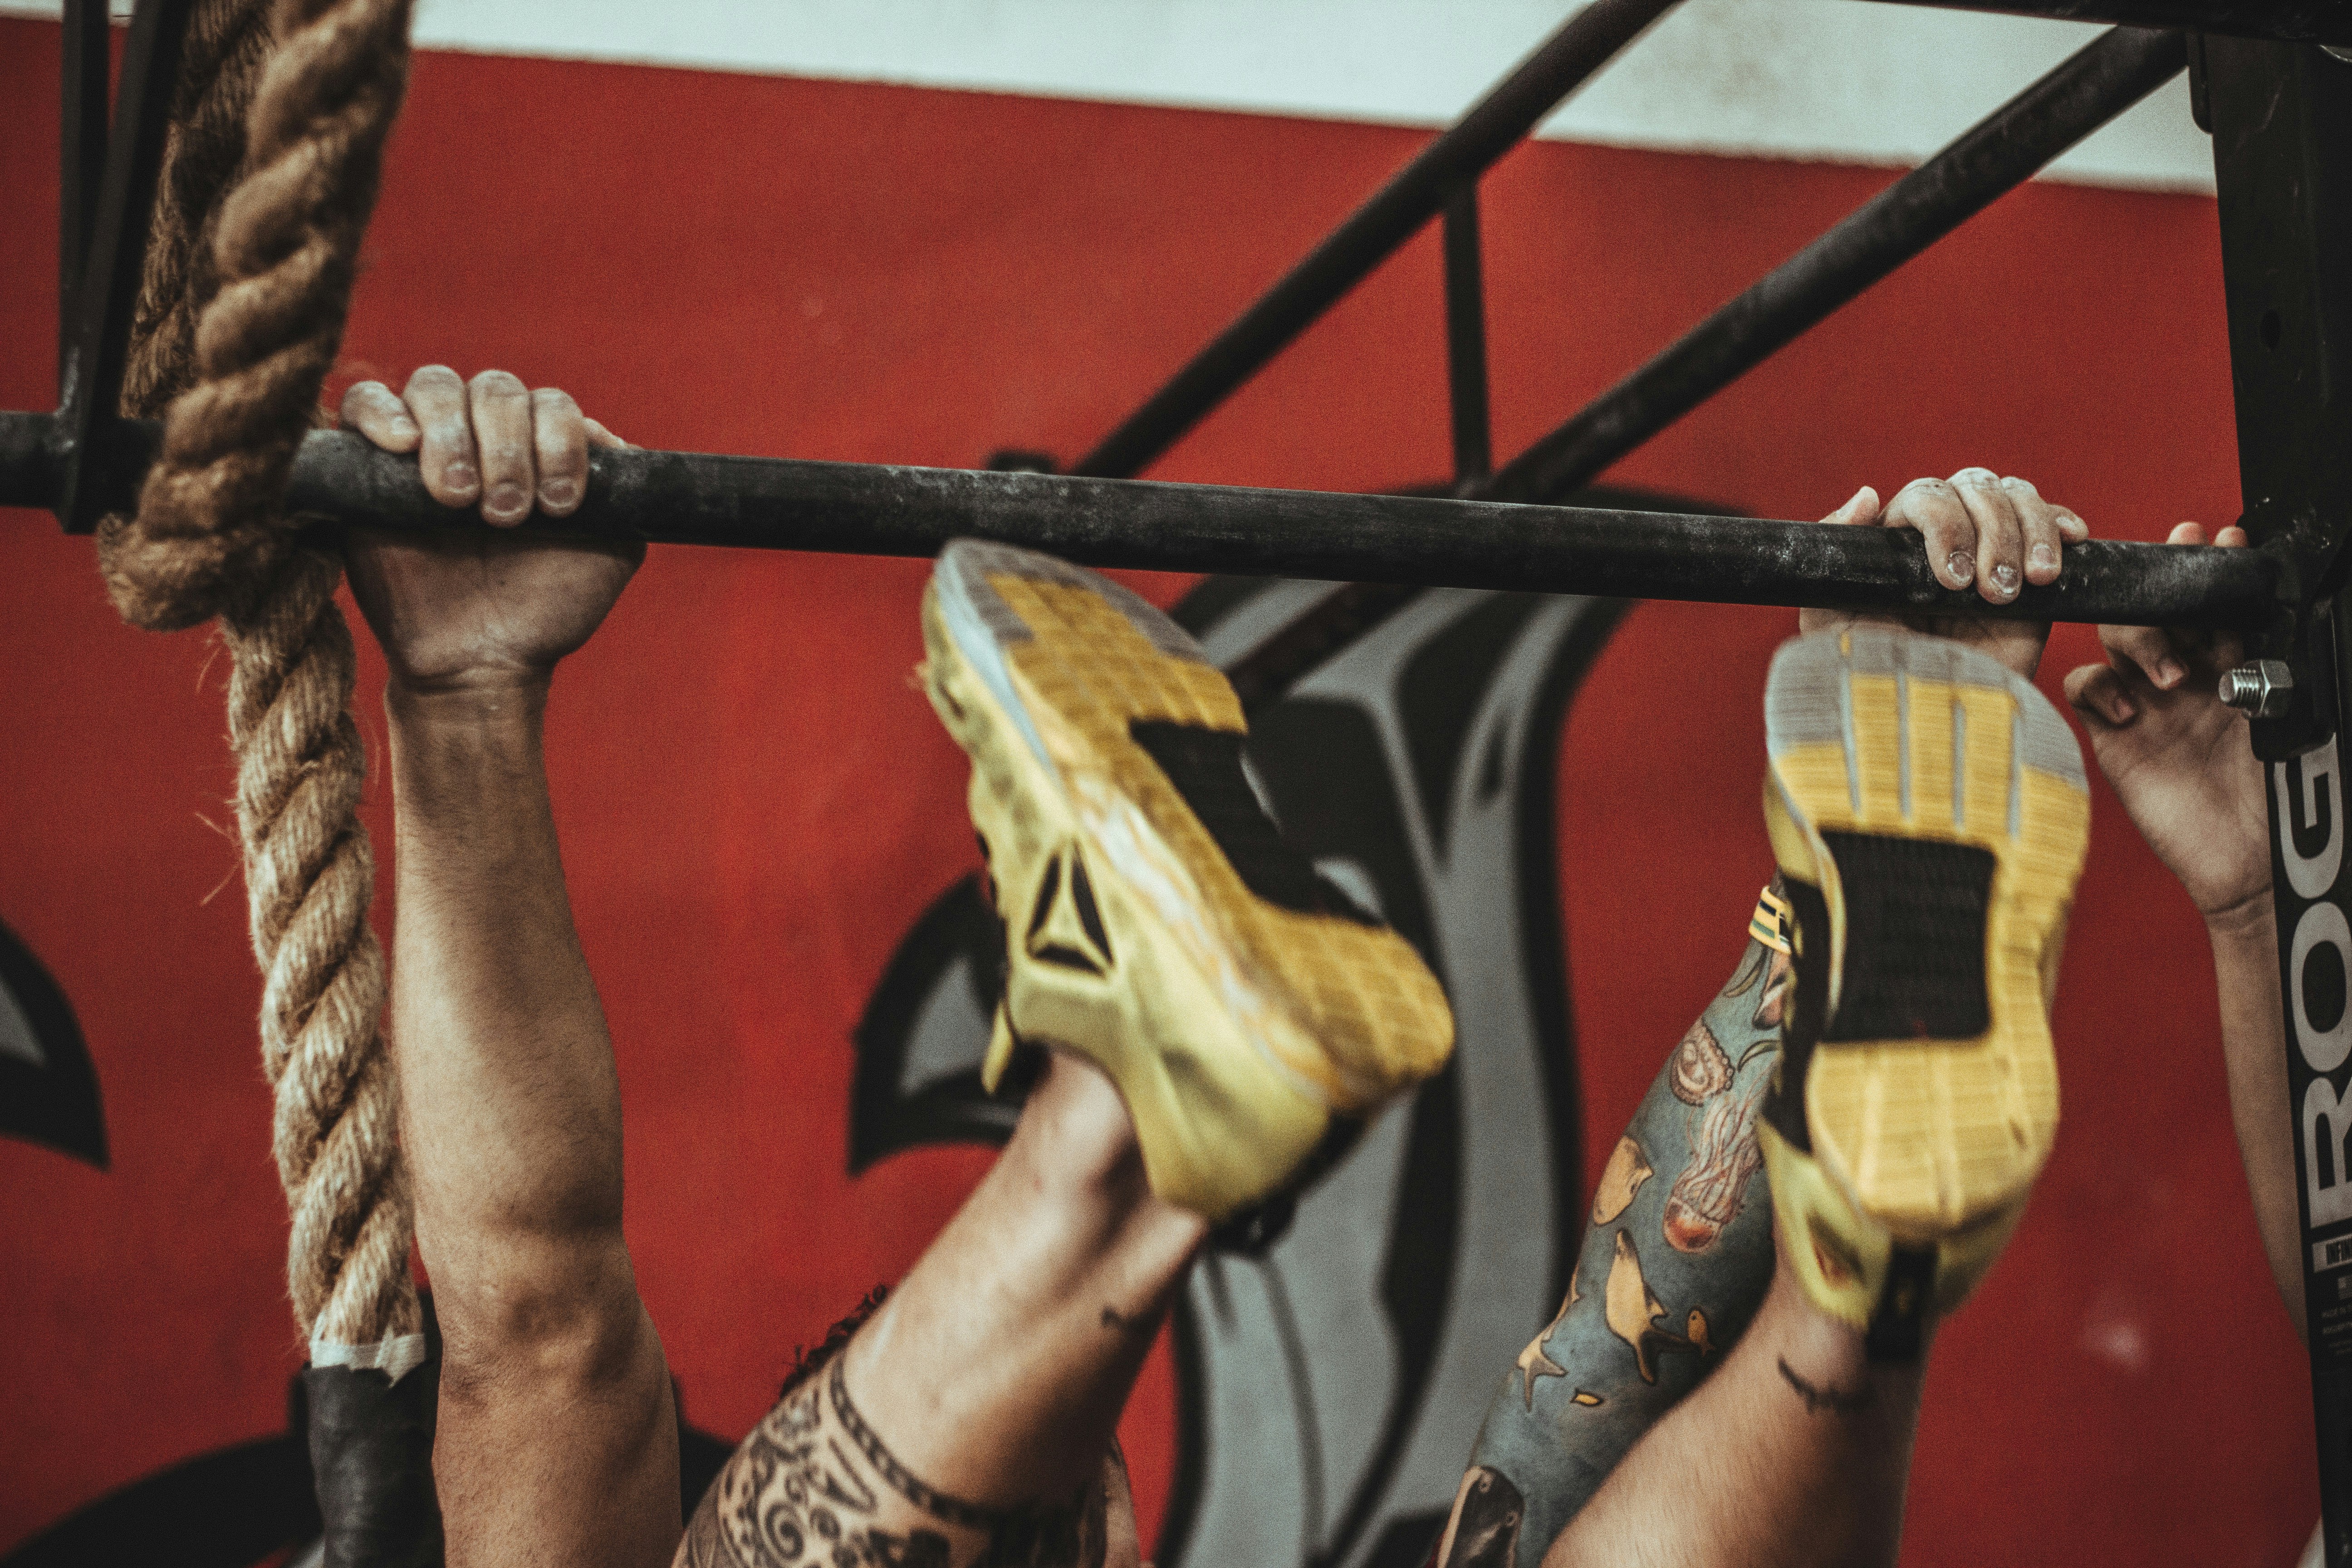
{"left": 1127, "top": 720, "right": 1377, "bottom": 926}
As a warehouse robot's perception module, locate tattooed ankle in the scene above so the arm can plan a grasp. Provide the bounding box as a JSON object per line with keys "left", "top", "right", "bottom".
{"left": 681, "top": 1356, "right": 1103, "bottom": 1568}
{"left": 1778, "top": 1356, "right": 1874, "bottom": 1416}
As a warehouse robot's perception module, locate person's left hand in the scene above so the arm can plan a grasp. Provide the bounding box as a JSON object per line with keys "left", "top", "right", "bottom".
{"left": 1798, "top": 468, "right": 2090, "bottom": 681}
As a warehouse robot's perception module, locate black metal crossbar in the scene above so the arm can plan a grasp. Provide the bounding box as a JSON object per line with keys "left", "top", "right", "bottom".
{"left": 0, "top": 410, "right": 2279, "bottom": 628}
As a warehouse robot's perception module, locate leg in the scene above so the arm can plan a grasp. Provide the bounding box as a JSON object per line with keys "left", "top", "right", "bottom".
{"left": 683, "top": 1052, "right": 1202, "bottom": 1567}
{"left": 1545, "top": 1246, "right": 1922, "bottom": 1568}
{"left": 1439, "top": 891, "right": 1789, "bottom": 1567}
{"left": 686, "top": 542, "right": 1454, "bottom": 1567}
{"left": 1448, "top": 620, "right": 2088, "bottom": 1568}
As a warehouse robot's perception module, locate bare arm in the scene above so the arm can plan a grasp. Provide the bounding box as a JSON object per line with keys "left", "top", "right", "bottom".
{"left": 344, "top": 368, "right": 681, "bottom": 1563}
{"left": 2065, "top": 521, "right": 2301, "bottom": 1336}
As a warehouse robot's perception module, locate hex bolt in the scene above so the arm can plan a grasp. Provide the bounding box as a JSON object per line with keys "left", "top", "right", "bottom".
{"left": 2218, "top": 660, "right": 2296, "bottom": 719}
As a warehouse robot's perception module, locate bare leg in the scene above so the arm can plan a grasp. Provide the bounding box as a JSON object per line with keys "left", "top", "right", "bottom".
{"left": 1542, "top": 1250, "right": 1920, "bottom": 1568}
{"left": 680, "top": 1052, "right": 1204, "bottom": 1567}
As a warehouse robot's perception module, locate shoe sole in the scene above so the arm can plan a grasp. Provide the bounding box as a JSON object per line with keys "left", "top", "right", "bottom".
{"left": 919, "top": 540, "right": 1453, "bottom": 1217}
{"left": 1762, "top": 627, "right": 2087, "bottom": 1245}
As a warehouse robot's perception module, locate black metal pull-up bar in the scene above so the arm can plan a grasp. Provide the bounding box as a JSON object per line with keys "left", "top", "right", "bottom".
{"left": 0, "top": 410, "right": 2279, "bottom": 628}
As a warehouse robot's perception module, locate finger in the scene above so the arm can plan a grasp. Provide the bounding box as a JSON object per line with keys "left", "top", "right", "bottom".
{"left": 2005, "top": 476, "right": 2066, "bottom": 587}
{"left": 584, "top": 417, "right": 628, "bottom": 451}
{"left": 2168, "top": 520, "right": 2210, "bottom": 547}
{"left": 2064, "top": 662, "right": 2137, "bottom": 728}
{"left": 2052, "top": 504, "right": 2089, "bottom": 544}
{"left": 1818, "top": 485, "right": 1881, "bottom": 528}
{"left": 1951, "top": 467, "right": 2025, "bottom": 603}
{"left": 2098, "top": 621, "right": 2188, "bottom": 691}
{"left": 1884, "top": 476, "right": 1979, "bottom": 591}
{"left": 338, "top": 381, "right": 419, "bottom": 452}
{"left": 403, "top": 365, "right": 477, "bottom": 507}
{"left": 2216, "top": 524, "right": 2250, "bottom": 548}
{"left": 530, "top": 387, "right": 589, "bottom": 516}
{"left": 469, "top": 368, "right": 536, "bottom": 526}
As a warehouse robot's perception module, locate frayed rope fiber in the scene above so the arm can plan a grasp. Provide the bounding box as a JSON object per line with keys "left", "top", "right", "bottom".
{"left": 95, "top": 0, "right": 421, "bottom": 1347}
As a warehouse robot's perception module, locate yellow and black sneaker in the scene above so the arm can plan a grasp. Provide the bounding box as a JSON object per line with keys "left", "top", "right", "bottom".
{"left": 918, "top": 540, "right": 1455, "bottom": 1220}
{"left": 1756, "top": 625, "right": 2088, "bottom": 1359}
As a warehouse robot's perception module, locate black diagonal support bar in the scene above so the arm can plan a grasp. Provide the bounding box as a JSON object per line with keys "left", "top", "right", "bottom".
{"left": 55, "top": 0, "right": 198, "bottom": 536}
{"left": 2207, "top": 35, "right": 2352, "bottom": 1567}
{"left": 1073, "top": 0, "right": 1676, "bottom": 480}
{"left": 1443, "top": 185, "right": 1493, "bottom": 485}
{"left": 0, "top": 410, "right": 2280, "bottom": 631}
{"left": 1881, "top": 0, "right": 2352, "bottom": 42}
{"left": 1488, "top": 24, "right": 2187, "bottom": 505}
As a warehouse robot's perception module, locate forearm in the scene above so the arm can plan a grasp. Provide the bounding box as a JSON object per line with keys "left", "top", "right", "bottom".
{"left": 387, "top": 678, "right": 629, "bottom": 1322}
{"left": 2208, "top": 901, "right": 2305, "bottom": 1339}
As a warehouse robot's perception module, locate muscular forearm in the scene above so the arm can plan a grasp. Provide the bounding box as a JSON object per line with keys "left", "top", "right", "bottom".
{"left": 387, "top": 678, "right": 630, "bottom": 1320}
{"left": 2209, "top": 902, "right": 2305, "bottom": 1339}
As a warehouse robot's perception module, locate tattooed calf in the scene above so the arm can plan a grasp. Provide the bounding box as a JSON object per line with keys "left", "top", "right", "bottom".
{"left": 680, "top": 1357, "right": 1103, "bottom": 1568}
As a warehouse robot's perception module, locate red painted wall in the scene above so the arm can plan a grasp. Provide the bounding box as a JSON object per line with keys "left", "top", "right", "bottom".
{"left": 0, "top": 21, "right": 2309, "bottom": 1563}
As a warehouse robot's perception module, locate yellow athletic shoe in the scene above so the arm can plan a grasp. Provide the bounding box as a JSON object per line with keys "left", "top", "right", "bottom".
{"left": 1755, "top": 626, "right": 2088, "bottom": 1357}
{"left": 918, "top": 540, "right": 1455, "bottom": 1220}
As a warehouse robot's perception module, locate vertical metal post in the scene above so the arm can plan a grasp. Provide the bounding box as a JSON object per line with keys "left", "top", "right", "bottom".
{"left": 60, "top": 0, "right": 111, "bottom": 396}
{"left": 1442, "top": 183, "right": 1493, "bottom": 485}
{"left": 2207, "top": 35, "right": 2352, "bottom": 1564}
{"left": 54, "top": 0, "right": 197, "bottom": 534}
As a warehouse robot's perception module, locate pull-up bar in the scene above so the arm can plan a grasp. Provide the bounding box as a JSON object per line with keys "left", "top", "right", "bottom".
{"left": 0, "top": 409, "right": 2281, "bottom": 630}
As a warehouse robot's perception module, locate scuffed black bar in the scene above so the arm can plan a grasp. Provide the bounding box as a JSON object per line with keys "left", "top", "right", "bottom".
{"left": 1073, "top": 0, "right": 1678, "bottom": 480}
{"left": 1488, "top": 24, "right": 2188, "bottom": 505}
{"left": 1876, "top": 0, "right": 2352, "bottom": 44}
{"left": 0, "top": 412, "right": 2278, "bottom": 629}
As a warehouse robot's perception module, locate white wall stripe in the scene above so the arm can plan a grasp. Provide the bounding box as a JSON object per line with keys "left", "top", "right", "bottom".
{"left": 0, "top": 0, "right": 2214, "bottom": 191}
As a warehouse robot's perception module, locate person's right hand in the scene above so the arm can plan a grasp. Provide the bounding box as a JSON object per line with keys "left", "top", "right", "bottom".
{"left": 2063, "top": 521, "right": 2270, "bottom": 927}
{"left": 337, "top": 366, "right": 642, "bottom": 697}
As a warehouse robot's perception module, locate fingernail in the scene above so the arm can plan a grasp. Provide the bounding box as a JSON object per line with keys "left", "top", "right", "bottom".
{"left": 486, "top": 481, "right": 528, "bottom": 517}
{"left": 1991, "top": 563, "right": 2020, "bottom": 596}
{"left": 1947, "top": 550, "right": 1975, "bottom": 586}
{"left": 540, "top": 478, "right": 579, "bottom": 509}
{"left": 390, "top": 415, "right": 417, "bottom": 436}
{"left": 2030, "top": 544, "right": 2056, "bottom": 573}
{"left": 444, "top": 460, "right": 478, "bottom": 495}
{"left": 2157, "top": 658, "right": 2186, "bottom": 689}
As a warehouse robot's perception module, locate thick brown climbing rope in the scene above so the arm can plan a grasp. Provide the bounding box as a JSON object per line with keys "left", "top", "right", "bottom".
{"left": 96, "top": 0, "right": 421, "bottom": 1348}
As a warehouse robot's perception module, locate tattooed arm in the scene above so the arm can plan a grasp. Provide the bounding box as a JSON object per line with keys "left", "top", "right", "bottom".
{"left": 343, "top": 369, "right": 681, "bottom": 1564}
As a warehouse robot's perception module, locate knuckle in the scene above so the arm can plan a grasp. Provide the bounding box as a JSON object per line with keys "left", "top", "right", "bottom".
{"left": 409, "top": 363, "right": 461, "bottom": 389}
{"left": 1950, "top": 466, "right": 1999, "bottom": 487}
{"left": 470, "top": 368, "right": 528, "bottom": 398}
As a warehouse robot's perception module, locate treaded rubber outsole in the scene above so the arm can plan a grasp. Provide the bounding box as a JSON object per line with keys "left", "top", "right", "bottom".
{"left": 1760, "top": 626, "right": 2087, "bottom": 1321}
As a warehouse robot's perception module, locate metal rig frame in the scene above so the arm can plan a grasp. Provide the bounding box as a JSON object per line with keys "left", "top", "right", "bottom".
{"left": 10, "top": 0, "right": 2352, "bottom": 1553}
